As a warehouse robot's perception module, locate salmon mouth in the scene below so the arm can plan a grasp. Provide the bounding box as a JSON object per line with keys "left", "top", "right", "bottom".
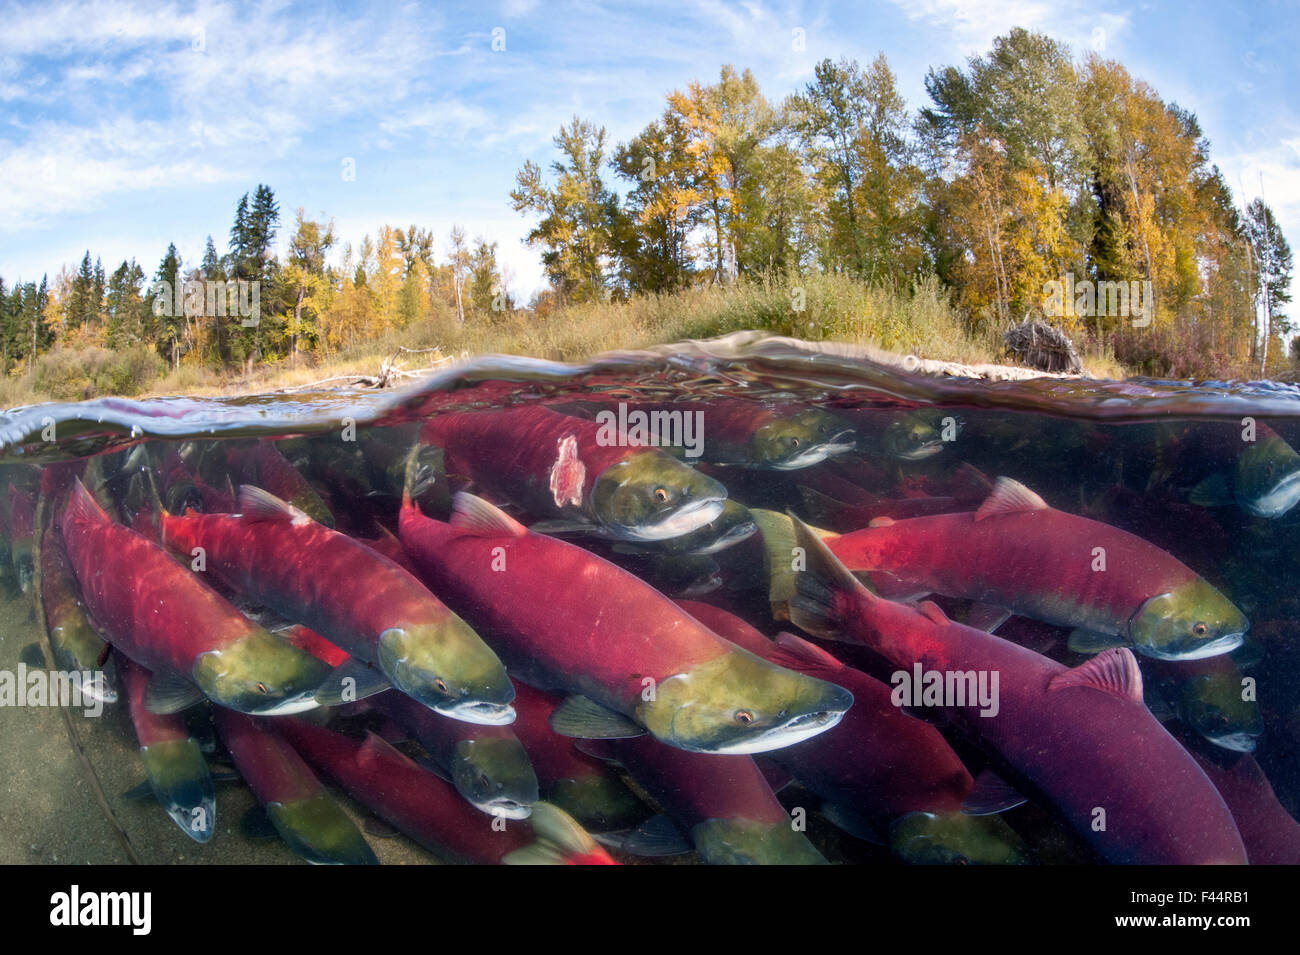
{"left": 1206, "top": 731, "right": 1258, "bottom": 753}
{"left": 896, "top": 440, "right": 944, "bottom": 461}
{"left": 436, "top": 699, "right": 518, "bottom": 725}
{"left": 1242, "top": 468, "right": 1300, "bottom": 518}
{"left": 631, "top": 497, "right": 726, "bottom": 541}
{"left": 771, "top": 432, "right": 856, "bottom": 470}
{"left": 701, "top": 707, "right": 848, "bottom": 755}
{"left": 685, "top": 520, "right": 757, "bottom": 555}
{"left": 241, "top": 688, "right": 323, "bottom": 716}
{"left": 480, "top": 797, "right": 533, "bottom": 820}
{"left": 1140, "top": 631, "right": 1245, "bottom": 661}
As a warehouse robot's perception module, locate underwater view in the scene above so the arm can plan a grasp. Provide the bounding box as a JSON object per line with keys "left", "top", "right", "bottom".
{"left": 1, "top": 334, "right": 1297, "bottom": 868}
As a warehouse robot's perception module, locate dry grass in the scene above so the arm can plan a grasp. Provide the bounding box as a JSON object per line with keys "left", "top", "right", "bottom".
{"left": 2, "top": 273, "right": 1133, "bottom": 407}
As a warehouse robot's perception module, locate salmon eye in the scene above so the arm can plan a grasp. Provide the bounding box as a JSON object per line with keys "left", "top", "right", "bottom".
{"left": 735, "top": 709, "right": 754, "bottom": 725}
{"left": 255, "top": 682, "right": 268, "bottom": 694}
{"left": 791, "top": 437, "right": 801, "bottom": 447}
{"left": 1193, "top": 623, "right": 1209, "bottom": 637}
{"left": 435, "top": 678, "right": 449, "bottom": 694}
{"left": 653, "top": 487, "right": 669, "bottom": 503}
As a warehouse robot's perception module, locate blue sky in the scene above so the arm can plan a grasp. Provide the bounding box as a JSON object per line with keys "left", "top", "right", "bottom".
{"left": 1, "top": 0, "right": 1297, "bottom": 300}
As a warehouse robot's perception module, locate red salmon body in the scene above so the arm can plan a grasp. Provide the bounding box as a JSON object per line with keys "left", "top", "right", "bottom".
{"left": 62, "top": 483, "right": 269, "bottom": 678}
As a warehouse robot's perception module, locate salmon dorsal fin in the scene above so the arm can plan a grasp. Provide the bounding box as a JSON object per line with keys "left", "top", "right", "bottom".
{"left": 450, "top": 492, "right": 528, "bottom": 538}
{"left": 918, "top": 600, "right": 950, "bottom": 625}
{"left": 868, "top": 516, "right": 895, "bottom": 527}
{"left": 757, "top": 631, "right": 846, "bottom": 678}
{"left": 238, "top": 485, "right": 304, "bottom": 523}
{"left": 358, "top": 730, "right": 405, "bottom": 769}
{"left": 1048, "top": 647, "right": 1143, "bottom": 703}
{"left": 974, "top": 477, "right": 1048, "bottom": 521}
{"left": 66, "top": 477, "right": 109, "bottom": 525}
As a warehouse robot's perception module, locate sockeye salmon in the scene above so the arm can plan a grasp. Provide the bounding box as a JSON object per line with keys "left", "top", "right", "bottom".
{"left": 120, "top": 658, "right": 215, "bottom": 843}
{"left": 61, "top": 479, "right": 329, "bottom": 716}
{"left": 421, "top": 404, "right": 728, "bottom": 541}
{"left": 819, "top": 477, "right": 1248, "bottom": 660}
{"left": 213, "top": 709, "right": 378, "bottom": 865}
{"left": 787, "top": 515, "right": 1249, "bottom": 865}
{"left": 398, "top": 490, "right": 852, "bottom": 755}
{"left": 276, "top": 719, "right": 617, "bottom": 865}
{"left": 155, "top": 485, "right": 515, "bottom": 725}
{"left": 677, "top": 600, "right": 1026, "bottom": 864}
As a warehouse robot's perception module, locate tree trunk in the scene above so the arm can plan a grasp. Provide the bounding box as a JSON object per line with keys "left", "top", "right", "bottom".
{"left": 292, "top": 285, "right": 304, "bottom": 366}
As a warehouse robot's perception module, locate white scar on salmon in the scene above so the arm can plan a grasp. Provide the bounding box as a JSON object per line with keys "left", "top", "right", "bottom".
{"left": 549, "top": 434, "right": 586, "bottom": 507}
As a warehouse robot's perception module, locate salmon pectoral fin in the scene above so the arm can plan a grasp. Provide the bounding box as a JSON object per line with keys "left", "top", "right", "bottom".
{"left": 1067, "top": 628, "right": 1128, "bottom": 654}
{"left": 549, "top": 695, "right": 645, "bottom": 740}
{"left": 1188, "top": 472, "right": 1233, "bottom": 508}
{"left": 143, "top": 672, "right": 206, "bottom": 715}
{"left": 966, "top": 602, "right": 1012, "bottom": 633}
{"left": 1047, "top": 647, "right": 1144, "bottom": 703}
{"left": 603, "top": 814, "right": 692, "bottom": 857}
{"left": 962, "top": 768, "right": 1029, "bottom": 815}
{"left": 821, "top": 803, "right": 887, "bottom": 844}
{"left": 313, "top": 659, "right": 392, "bottom": 706}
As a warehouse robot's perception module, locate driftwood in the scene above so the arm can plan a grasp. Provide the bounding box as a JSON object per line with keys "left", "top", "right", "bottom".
{"left": 271, "top": 346, "right": 456, "bottom": 393}
{"left": 1002, "top": 319, "right": 1083, "bottom": 375}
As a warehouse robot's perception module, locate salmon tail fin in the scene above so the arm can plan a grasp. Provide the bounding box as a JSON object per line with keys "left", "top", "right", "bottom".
{"left": 401, "top": 444, "right": 438, "bottom": 517}
{"left": 503, "top": 802, "right": 619, "bottom": 866}
{"left": 753, "top": 508, "right": 839, "bottom": 621}
{"left": 787, "top": 512, "right": 872, "bottom": 641}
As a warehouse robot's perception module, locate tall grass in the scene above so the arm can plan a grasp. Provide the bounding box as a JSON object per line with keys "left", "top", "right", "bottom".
{"left": 2, "top": 273, "right": 1130, "bottom": 406}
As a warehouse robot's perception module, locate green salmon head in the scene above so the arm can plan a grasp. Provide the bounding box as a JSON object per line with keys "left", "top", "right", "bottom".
{"left": 753, "top": 410, "right": 855, "bottom": 470}
{"left": 140, "top": 739, "right": 216, "bottom": 843}
{"left": 639, "top": 648, "right": 852, "bottom": 754}
{"left": 889, "top": 811, "right": 1030, "bottom": 865}
{"left": 1234, "top": 430, "right": 1300, "bottom": 518}
{"left": 1177, "top": 673, "right": 1263, "bottom": 752}
{"left": 590, "top": 451, "right": 727, "bottom": 541}
{"left": 1128, "top": 580, "right": 1248, "bottom": 660}
{"left": 193, "top": 630, "right": 333, "bottom": 715}
{"left": 883, "top": 415, "right": 945, "bottom": 460}
{"left": 450, "top": 737, "right": 539, "bottom": 820}
{"left": 378, "top": 620, "right": 516, "bottom": 725}
{"left": 691, "top": 818, "right": 828, "bottom": 864}
{"left": 265, "top": 795, "right": 379, "bottom": 865}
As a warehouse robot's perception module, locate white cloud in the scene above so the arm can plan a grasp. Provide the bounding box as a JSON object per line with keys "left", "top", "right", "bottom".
{"left": 0, "top": 1, "right": 450, "bottom": 233}
{"left": 886, "top": 0, "right": 1130, "bottom": 56}
{"left": 1219, "top": 136, "right": 1300, "bottom": 244}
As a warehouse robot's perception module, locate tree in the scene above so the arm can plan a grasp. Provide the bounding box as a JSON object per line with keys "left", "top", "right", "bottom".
{"left": 510, "top": 117, "right": 619, "bottom": 303}
{"left": 1244, "top": 198, "right": 1294, "bottom": 370}
{"left": 447, "top": 226, "right": 469, "bottom": 323}
{"left": 468, "top": 238, "right": 506, "bottom": 315}
{"left": 154, "top": 243, "right": 184, "bottom": 368}
{"left": 791, "top": 55, "right": 925, "bottom": 281}
{"left": 105, "top": 260, "right": 149, "bottom": 348}
{"left": 613, "top": 110, "right": 702, "bottom": 292}
{"left": 282, "top": 210, "right": 336, "bottom": 360}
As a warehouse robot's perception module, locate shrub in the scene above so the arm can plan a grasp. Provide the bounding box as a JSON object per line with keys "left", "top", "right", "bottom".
{"left": 33, "top": 345, "right": 165, "bottom": 400}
